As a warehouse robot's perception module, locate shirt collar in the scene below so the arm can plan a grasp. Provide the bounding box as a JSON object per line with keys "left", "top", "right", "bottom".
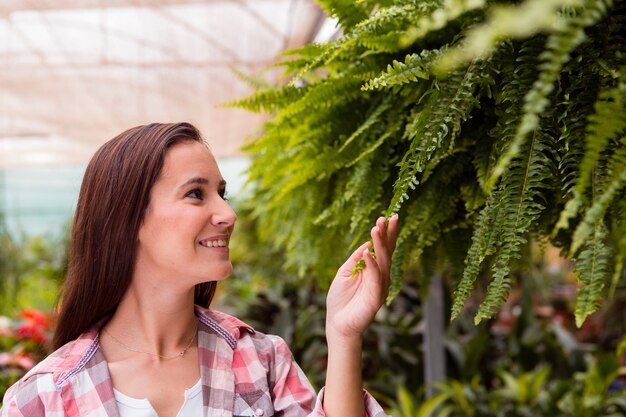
{"left": 194, "top": 305, "right": 255, "bottom": 349}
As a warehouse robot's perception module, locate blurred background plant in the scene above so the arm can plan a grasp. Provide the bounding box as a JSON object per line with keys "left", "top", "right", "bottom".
{"left": 0, "top": 223, "right": 66, "bottom": 316}
{"left": 389, "top": 355, "right": 626, "bottom": 417}
{"left": 0, "top": 220, "right": 63, "bottom": 396}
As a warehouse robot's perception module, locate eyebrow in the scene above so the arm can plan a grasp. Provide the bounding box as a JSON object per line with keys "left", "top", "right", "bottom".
{"left": 178, "top": 177, "right": 227, "bottom": 189}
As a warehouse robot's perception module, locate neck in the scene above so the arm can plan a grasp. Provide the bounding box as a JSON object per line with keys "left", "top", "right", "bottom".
{"left": 103, "top": 280, "right": 198, "bottom": 360}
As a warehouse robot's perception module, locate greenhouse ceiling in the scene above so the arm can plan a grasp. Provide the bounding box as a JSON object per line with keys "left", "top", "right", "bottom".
{"left": 0, "top": 0, "right": 327, "bottom": 167}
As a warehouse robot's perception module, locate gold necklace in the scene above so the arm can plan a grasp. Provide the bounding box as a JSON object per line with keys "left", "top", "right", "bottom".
{"left": 102, "top": 322, "right": 198, "bottom": 360}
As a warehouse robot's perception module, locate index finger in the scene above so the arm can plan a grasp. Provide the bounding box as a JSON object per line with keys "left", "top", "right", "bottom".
{"left": 386, "top": 214, "right": 399, "bottom": 253}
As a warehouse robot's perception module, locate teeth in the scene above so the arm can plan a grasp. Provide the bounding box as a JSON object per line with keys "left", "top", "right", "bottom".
{"left": 201, "top": 239, "right": 227, "bottom": 247}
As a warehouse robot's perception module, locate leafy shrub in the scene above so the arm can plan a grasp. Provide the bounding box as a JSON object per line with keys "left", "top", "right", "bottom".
{"left": 389, "top": 353, "right": 626, "bottom": 417}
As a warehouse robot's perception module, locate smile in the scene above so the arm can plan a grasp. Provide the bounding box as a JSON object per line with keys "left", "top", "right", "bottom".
{"left": 199, "top": 239, "right": 228, "bottom": 248}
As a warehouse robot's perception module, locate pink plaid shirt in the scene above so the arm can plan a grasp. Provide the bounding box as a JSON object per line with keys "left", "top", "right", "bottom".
{"left": 1, "top": 306, "right": 389, "bottom": 417}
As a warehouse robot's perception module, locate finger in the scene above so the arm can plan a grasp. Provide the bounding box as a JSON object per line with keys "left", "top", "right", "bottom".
{"left": 371, "top": 224, "right": 389, "bottom": 275}
{"left": 386, "top": 214, "right": 399, "bottom": 253}
{"left": 362, "top": 247, "right": 387, "bottom": 302}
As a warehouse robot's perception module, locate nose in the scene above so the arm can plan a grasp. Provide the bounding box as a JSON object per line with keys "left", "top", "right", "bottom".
{"left": 212, "top": 198, "right": 237, "bottom": 228}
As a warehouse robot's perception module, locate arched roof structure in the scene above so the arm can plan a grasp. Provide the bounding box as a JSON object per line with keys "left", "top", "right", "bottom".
{"left": 0, "top": 0, "right": 326, "bottom": 167}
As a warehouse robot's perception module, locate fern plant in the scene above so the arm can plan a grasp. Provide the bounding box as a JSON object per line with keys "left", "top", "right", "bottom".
{"left": 228, "top": 0, "right": 626, "bottom": 326}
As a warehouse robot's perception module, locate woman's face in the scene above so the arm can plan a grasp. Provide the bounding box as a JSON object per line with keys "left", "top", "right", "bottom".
{"left": 134, "top": 140, "right": 237, "bottom": 287}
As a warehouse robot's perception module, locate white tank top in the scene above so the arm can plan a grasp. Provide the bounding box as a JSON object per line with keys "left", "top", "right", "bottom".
{"left": 113, "top": 379, "right": 202, "bottom": 417}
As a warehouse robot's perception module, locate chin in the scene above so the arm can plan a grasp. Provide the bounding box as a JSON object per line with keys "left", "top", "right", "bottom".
{"left": 204, "top": 265, "right": 233, "bottom": 282}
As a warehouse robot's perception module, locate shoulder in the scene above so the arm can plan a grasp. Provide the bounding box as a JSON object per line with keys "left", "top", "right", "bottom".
{"left": 30, "top": 327, "right": 100, "bottom": 386}
{"left": 1, "top": 368, "right": 60, "bottom": 416}
{"left": 2, "top": 328, "right": 100, "bottom": 413}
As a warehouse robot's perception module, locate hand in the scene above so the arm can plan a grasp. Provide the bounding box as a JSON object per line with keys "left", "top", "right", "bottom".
{"left": 325, "top": 215, "right": 399, "bottom": 341}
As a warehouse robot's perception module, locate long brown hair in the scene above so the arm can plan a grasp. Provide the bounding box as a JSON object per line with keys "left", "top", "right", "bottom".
{"left": 53, "top": 122, "right": 216, "bottom": 349}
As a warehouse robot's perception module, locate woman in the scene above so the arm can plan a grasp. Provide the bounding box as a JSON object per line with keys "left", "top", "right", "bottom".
{"left": 1, "top": 122, "right": 398, "bottom": 417}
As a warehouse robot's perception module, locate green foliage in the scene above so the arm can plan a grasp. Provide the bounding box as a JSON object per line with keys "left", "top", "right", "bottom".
{"left": 231, "top": 0, "right": 626, "bottom": 326}
{"left": 0, "top": 228, "right": 66, "bottom": 316}
{"left": 388, "top": 353, "right": 626, "bottom": 417}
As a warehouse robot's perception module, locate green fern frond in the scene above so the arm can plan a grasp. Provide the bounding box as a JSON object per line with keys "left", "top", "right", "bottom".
{"left": 359, "top": 30, "right": 411, "bottom": 53}
{"left": 474, "top": 129, "right": 554, "bottom": 323}
{"left": 278, "top": 42, "right": 328, "bottom": 60}
{"left": 315, "top": 0, "right": 371, "bottom": 29}
{"left": 454, "top": 48, "right": 553, "bottom": 320}
{"left": 314, "top": 152, "right": 376, "bottom": 228}
{"left": 386, "top": 157, "right": 465, "bottom": 299}
{"left": 555, "top": 59, "right": 598, "bottom": 198}
{"left": 570, "top": 160, "right": 626, "bottom": 255}
{"left": 610, "top": 195, "right": 626, "bottom": 297}
{"left": 486, "top": 1, "right": 605, "bottom": 190}
{"left": 277, "top": 76, "right": 365, "bottom": 121}
{"left": 288, "top": 37, "right": 359, "bottom": 86}
{"left": 574, "top": 221, "right": 611, "bottom": 327}
{"left": 388, "top": 60, "right": 484, "bottom": 215}
{"left": 555, "top": 66, "right": 626, "bottom": 234}
{"left": 451, "top": 192, "right": 500, "bottom": 320}
{"left": 338, "top": 97, "right": 394, "bottom": 152}
{"left": 346, "top": 110, "right": 406, "bottom": 167}
{"left": 362, "top": 50, "right": 439, "bottom": 91}
{"left": 436, "top": 0, "right": 588, "bottom": 72}
{"left": 348, "top": 148, "right": 394, "bottom": 244}
{"left": 223, "top": 85, "right": 306, "bottom": 113}
{"left": 351, "top": 3, "right": 428, "bottom": 52}
{"left": 388, "top": 239, "right": 407, "bottom": 303}
{"left": 575, "top": 69, "right": 626, "bottom": 197}
{"left": 401, "top": 0, "right": 486, "bottom": 48}
{"left": 272, "top": 43, "right": 330, "bottom": 76}
{"left": 229, "top": 66, "right": 272, "bottom": 90}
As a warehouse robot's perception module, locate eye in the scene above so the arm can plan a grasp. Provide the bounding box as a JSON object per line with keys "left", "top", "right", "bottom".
{"left": 218, "top": 188, "right": 228, "bottom": 201}
{"left": 186, "top": 188, "right": 204, "bottom": 200}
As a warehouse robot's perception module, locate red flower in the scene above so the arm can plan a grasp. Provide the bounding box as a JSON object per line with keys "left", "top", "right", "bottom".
{"left": 20, "top": 309, "right": 49, "bottom": 328}
{"left": 15, "top": 309, "right": 51, "bottom": 344}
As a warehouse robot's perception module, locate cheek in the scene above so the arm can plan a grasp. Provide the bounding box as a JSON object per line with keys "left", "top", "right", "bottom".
{"left": 139, "top": 208, "right": 187, "bottom": 243}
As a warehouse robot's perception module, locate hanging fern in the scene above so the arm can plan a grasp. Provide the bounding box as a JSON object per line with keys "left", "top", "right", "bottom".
{"left": 231, "top": 0, "right": 626, "bottom": 326}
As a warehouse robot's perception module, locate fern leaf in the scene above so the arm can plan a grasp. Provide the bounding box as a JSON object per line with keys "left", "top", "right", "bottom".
{"left": 228, "top": 66, "right": 272, "bottom": 91}
{"left": 362, "top": 50, "right": 438, "bottom": 91}
{"left": 570, "top": 161, "right": 626, "bottom": 254}
{"left": 451, "top": 192, "right": 501, "bottom": 320}
{"left": 278, "top": 76, "right": 364, "bottom": 121}
{"left": 486, "top": 1, "right": 604, "bottom": 190}
{"left": 474, "top": 129, "right": 553, "bottom": 324}
{"left": 575, "top": 69, "right": 626, "bottom": 197}
{"left": 223, "top": 85, "right": 306, "bottom": 113}
{"left": 289, "top": 37, "right": 358, "bottom": 86}
{"left": 574, "top": 222, "right": 611, "bottom": 327}
{"left": 316, "top": 0, "right": 370, "bottom": 30}
{"left": 436, "top": 0, "right": 589, "bottom": 72}
{"left": 401, "top": 0, "right": 486, "bottom": 48}
{"left": 347, "top": 111, "right": 406, "bottom": 168}
{"left": 388, "top": 60, "right": 484, "bottom": 215}
{"left": 339, "top": 96, "right": 393, "bottom": 152}
{"left": 555, "top": 66, "right": 626, "bottom": 234}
